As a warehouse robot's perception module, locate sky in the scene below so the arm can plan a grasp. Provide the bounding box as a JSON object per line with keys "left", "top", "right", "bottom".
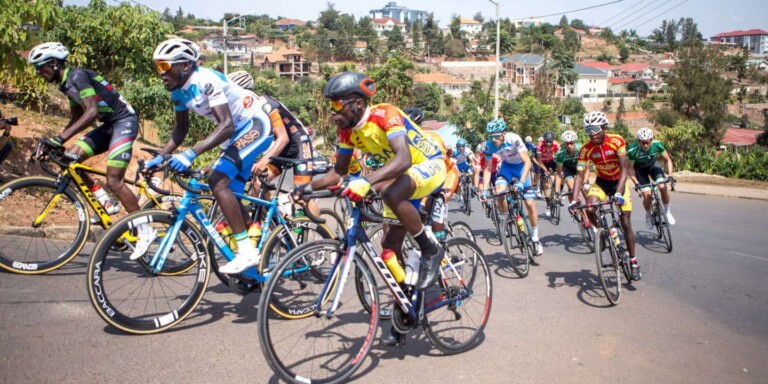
{"left": 66, "top": 0, "right": 766, "bottom": 38}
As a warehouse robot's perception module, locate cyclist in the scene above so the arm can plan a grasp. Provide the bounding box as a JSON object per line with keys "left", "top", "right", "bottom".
{"left": 482, "top": 119, "right": 543, "bottom": 255}
{"left": 537, "top": 131, "right": 561, "bottom": 216}
{"left": 403, "top": 108, "right": 459, "bottom": 203}
{"left": 628, "top": 127, "right": 676, "bottom": 229}
{"left": 301, "top": 72, "right": 447, "bottom": 292}
{"left": 524, "top": 135, "right": 543, "bottom": 198}
{"left": 555, "top": 130, "right": 591, "bottom": 220}
{"left": 28, "top": 42, "right": 152, "bottom": 258}
{"left": 476, "top": 142, "right": 500, "bottom": 195}
{"left": 146, "top": 38, "right": 274, "bottom": 274}
{"left": 570, "top": 111, "right": 640, "bottom": 280}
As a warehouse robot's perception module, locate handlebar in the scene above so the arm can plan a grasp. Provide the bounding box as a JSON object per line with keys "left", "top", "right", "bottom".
{"left": 298, "top": 188, "right": 334, "bottom": 224}
{"left": 136, "top": 159, "right": 173, "bottom": 196}
{"left": 30, "top": 139, "right": 81, "bottom": 172}
{"left": 172, "top": 171, "right": 206, "bottom": 195}
{"left": 634, "top": 177, "right": 677, "bottom": 193}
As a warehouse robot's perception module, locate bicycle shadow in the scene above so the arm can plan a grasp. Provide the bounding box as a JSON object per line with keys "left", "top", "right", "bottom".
{"left": 539, "top": 233, "right": 592, "bottom": 255}
{"left": 635, "top": 230, "right": 671, "bottom": 254}
{"left": 484, "top": 249, "right": 528, "bottom": 280}
{"left": 544, "top": 269, "right": 615, "bottom": 308}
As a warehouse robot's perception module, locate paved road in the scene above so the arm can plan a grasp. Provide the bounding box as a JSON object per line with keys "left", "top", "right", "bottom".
{"left": 1, "top": 192, "right": 767, "bottom": 383}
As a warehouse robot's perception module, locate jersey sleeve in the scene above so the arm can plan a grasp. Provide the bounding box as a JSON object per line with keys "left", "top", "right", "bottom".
{"left": 613, "top": 135, "right": 627, "bottom": 156}
{"left": 653, "top": 141, "right": 666, "bottom": 154}
{"left": 555, "top": 149, "right": 565, "bottom": 165}
{"left": 66, "top": 70, "right": 96, "bottom": 107}
{"left": 337, "top": 128, "right": 354, "bottom": 155}
{"left": 577, "top": 145, "right": 589, "bottom": 171}
{"left": 170, "top": 90, "right": 188, "bottom": 112}
{"left": 511, "top": 135, "right": 527, "bottom": 154}
{"left": 202, "top": 79, "right": 228, "bottom": 108}
{"left": 626, "top": 142, "right": 638, "bottom": 162}
{"left": 369, "top": 105, "right": 407, "bottom": 141}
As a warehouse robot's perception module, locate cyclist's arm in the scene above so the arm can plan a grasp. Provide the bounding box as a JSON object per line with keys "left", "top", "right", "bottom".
{"left": 555, "top": 163, "right": 563, "bottom": 192}
{"left": 310, "top": 151, "right": 347, "bottom": 190}
{"left": 617, "top": 154, "right": 630, "bottom": 195}
{"left": 627, "top": 160, "right": 640, "bottom": 186}
{"left": 660, "top": 150, "right": 674, "bottom": 177}
{"left": 159, "top": 109, "right": 190, "bottom": 156}
{"left": 483, "top": 155, "right": 493, "bottom": 192}
{"left": 519, "top": 150, "right": 532, "bottom": 185}
{"left": 59, "top": 96, "right": 98, "bottom": 141}
{"left": 366, "top": 135, "right": 411, "bottom": 186}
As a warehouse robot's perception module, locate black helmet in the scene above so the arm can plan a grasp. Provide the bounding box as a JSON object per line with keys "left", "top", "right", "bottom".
{"left": 543, "top": 131, "right": 555, "bottom": 142}
{"left": 402, "top": 107, "right": 424, "bottom": 125}
{"left": 323, "top": 72, "right": 376, "bottom": 100}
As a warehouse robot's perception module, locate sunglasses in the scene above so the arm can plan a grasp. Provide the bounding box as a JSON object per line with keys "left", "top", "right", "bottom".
{"left": 155, "top": 60, "right": 185, "bottom": 74}
{"left": 329, "top": 99, "right": 357, "bottom": 112}
{"left": 638, "top": 140, "right": 652, "bottom": 144}
{"left": 34, "top": 61, "right": 51, "bottom": 72}
{"left": 489, "top": 133, "right": 503, "bottom": 139}
{"left": 565, "top": 141, "right": 576, "bottom": 145}
{"left": 585, "top": 126, "right": 603, "bottom": 135}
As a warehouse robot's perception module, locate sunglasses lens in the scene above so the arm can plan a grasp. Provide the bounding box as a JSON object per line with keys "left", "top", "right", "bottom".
{"left": 586, "top": 126, "right": 601, "bottom": 135}
{"left": 155, "top": 61, "right": 173, "bottom": 74}
{"left": 330, "top": 100, "right": 344, "bottom": 112}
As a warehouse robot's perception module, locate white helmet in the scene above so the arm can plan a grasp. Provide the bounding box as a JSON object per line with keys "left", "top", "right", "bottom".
{"left": 583, "top": 111, "right": 609, "bottom": 127}
{"left": 636, "top": 127, "right": 654, "bottom": 141}
{"left": 227, "top": 70, "right": 254, "bottom": 90}
{"left": 524, "top": 136, "right": 532, "bottom": 143}
{"left": 152, "top": 38, "right": 200, "bottom": 62}
{"left": 561, "top": 130, "right": 578, "bottom": 143}
{"left": 28, "top": 42, "right": 70, "bottom": 64}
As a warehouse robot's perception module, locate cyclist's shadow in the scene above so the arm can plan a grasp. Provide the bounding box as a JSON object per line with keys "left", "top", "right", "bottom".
{"left": 635, "top": 230, "right": 670, "bottom": 253}
{"left": 545, "top": 269, "right": 614, "bottom": 308}
{"left": 539, "top": 233, "right": 592, "bottom": 255}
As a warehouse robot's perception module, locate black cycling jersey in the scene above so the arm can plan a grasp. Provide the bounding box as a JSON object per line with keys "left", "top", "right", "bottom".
{"left": 262, "top": 95, "right": 314, "bottom": 183}
{"left": 59, "top": 68, "right": 135, "bottom": 123}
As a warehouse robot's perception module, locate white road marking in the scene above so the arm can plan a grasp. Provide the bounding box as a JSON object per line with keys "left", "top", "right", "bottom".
{"left": 730, "top": 251, "right": 768, "bottom": 262}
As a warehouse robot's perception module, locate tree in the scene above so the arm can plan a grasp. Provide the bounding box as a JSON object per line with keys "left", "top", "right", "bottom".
{"left": 357, "top": 16, "right": 380, "bottom": 63}
{"left": 570, "top": 19, "right": 588, "bottom": 32}
{"left": 449, "top": 15, "right": 462, "bottom": 39}
{"left": 501, "top": 95, "right": 558, "bottom": 139}
{"left": 559, "top": 15, "right": 569, "bottom": 28}
{"left": 386, "top": 26, "right": 405, "bottom": 52}
{"left": 627, "top": 80, "right": 650, "bottom": 94}
{"left": 473, "top": 12, "right": 484, "bottom": 23}
{"left": 619, "top": 43, "right": 630, "bottom": 63}
{"left": 445, "top": 38, "right": 466, "bottom": 58}
{"left": 562, "top": 27, "right": 580, "bottom": 52}
{"left": 410, "top": 19, "right": 423, "bottom": 56}
{"left": 423, "top": 13, "right": 444, "bottom": 55}
{"left": 448, "top": 81, "right": 492, "bottom": 145}
{"left": 678, "top": 17, "right": 702, "bottom": 46}
{"left": 550, "top": 49, "right": 577, "bottom": 97}
{"left": 669, "top": 44, "right": 732, "bottom": 145}
{"left": 411, "top": 82, "right": 442, "bottom": 117}
{"left": 368, "top": 56, "right": 416, "bottom": 106}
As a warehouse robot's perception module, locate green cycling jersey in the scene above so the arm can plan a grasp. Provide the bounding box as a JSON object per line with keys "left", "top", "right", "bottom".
{"left": 627, "top": 140, "right": 665, "bottom": 168}
{"left": 554, "top": 143, "right": 581, "bottom": 168}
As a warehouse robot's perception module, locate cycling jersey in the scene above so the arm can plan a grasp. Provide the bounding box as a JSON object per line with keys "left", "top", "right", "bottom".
{"left": 426, "top": 131, "right": 454, "bottom": 172}
{"left": 577, "top": 133, "right": 627, "bottom": 181}
{"left": 484, "top": 132, "right": 527, "bottom": 165}
{"left": 627, "top": 140, "right": 665, "bottom": 168}
{"left": 454, "top": 147, "right": 474, "bottom": 165}
{"left": 59, "top": 68, "right": 135, "bottom": 123}
{"left": 260, "top": 94, "right": 314, "bottom": 184}
{"left": 337, "top": 104, "right": 444, "bottom": 164}
{"left": 478, "top": 153, "right": 500, "bottom": 172}
{"left": 332, "top": 148, "right": 363, "bottom": 176}
{"left": 525, "top": 142, "right": 538, "bottom": 158}
{"left": 555, "top": 144, "right": 582, "bottom": 169}
{"left": 537, "top": 140, "right": 561, "bottom": 163}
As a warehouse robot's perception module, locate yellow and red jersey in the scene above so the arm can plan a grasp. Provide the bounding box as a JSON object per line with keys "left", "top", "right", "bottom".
{"left": 577, "top": 133, "right": 627, "bottom": 181}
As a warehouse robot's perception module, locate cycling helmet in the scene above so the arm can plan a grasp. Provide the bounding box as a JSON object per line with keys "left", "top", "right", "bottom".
{"left": 152, "top": 38, "right": 200, "bottom": 62}
{"left": 227, "top": 70, "right": 254, "bottom": 90}
{"left": 323, "top": 72, "right": 376, "bottom": 100}
{"left": 583, "top": 111, "right": 609, "bottom": 127}
{"left": 543, "top": 131, "right": 555, "bottom": 142}
{"left": 28, "top": 42, "right": 70, "bottom": 64}
{"left": 525, "top": 136, "right": 532, "bottom": 143}
{"left": 486, "top": 119, "right": 507, "bottom": 133}
{"left": 561, "top": 130, "right": 577, "bottom": 143}
{"left": 456, "top": 138, "right": 468, "bottom": 147}
{"left": 402, "top": 107, "right": 424, "bottom": 125}
{"left": 636, "top": 127, "right": 654, "bottom": 141}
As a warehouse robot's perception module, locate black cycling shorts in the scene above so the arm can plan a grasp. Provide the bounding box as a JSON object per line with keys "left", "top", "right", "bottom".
{"left": 542, "top": 160, "right": 557, "bottom": 173}
{"left": 74, "top": 116, "right": 138, "bottom": 168}
{"left": 562, "top": 165, "right": 578, "bottom": 180}
{"left": 268, "top": 133, "right": 314, "bottom": 185}
{"left": 634, "top": 161, "right": 665, "bottom": 190}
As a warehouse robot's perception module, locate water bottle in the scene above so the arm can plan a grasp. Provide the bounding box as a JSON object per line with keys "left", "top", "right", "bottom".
{"left": 248, "top": 221, "right": 262, "bottom": 247}
{"left": 91, "top": 185, "right": 120, "bottom": 214}
{"left": 613, "top": 193, "right": 625, "bottom": 206}
{"left": 215, "top": 219, "right": 238, "bottom": 251}
{"left": 278, "top": 194, "right": 292, "bottom": 216}
{"left": 292, "top": 207, "right": 305, "bottom": 235}
{"left": 404, "top": 250, "right": 421, "bottom": 286}
{"left": 381, "top": 249, "right": 405, "bottom": 284}
{"left": 516, "top": 214, "right": 525, "bottom": 233}
{"left": 609, "top": 227, "right": 620, "bottom": 247}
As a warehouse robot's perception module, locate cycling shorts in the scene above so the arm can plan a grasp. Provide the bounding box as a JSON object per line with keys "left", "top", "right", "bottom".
{"left": 349, "top": 170, "right": 362, "bottom": 177}
{"left": 267, "top": 133, "right": 314, "bottom": 185}
{"left": 212, "top": 117, "right": 274, "bottom": 194}
{"left": 531, "top": 160, "right": 540, "bottom": 174}
{"left": 496, "top": 162, "right": 534, "bottom": 201}
{"left": 382, "top": 159, "right": 446, "bottom": 219}
{"left": 541, "top": 160, "right": 557, "bottom": 173}
{"left": 74, "top": 116, "right": 138, "bottom": 168}
{"left": 634, "top": 161, "right": 665, "bottom": 192}
{"left": 562, "top": 165, "right": 578, "bottom": 180}
{"left": 588, "top": 178, "right": 633, "bottom": 212}
{"left": 443, "top": 165, "right": 460, "bottom": 200}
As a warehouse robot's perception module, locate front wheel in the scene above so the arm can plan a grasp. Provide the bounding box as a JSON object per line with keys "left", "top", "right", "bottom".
{"left": 447, "top": 220, "right": 476, "bottom": 242}
{"left": 655, "top": 201, "right": 673, "bottom": 252}
{"left": 576, "top": 210, "right": 595, "bottom": 251}
{"left": 502, "top": 216, "right": 530, "bottom": 278}
{"left": 594, "top": 228, "right": 620, "bottom": 305}
{"left": 86, "top": 209, "right": 210, "bottom": 334}
{"left": 0, "top": 176, "right": 90, "bottom": 274}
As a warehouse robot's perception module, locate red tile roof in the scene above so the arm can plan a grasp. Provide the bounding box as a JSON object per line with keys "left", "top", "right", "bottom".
{"left": 276, "top": 18, "right": 306, "bottom": 26}
{"left": 372, "top": 17, "right": 405, "bottom": 26}
{"left": 721, "top": 128, "right": 762, "bottom": 146}
{"left": 581, "top": 61, "right": 615, "bottom": 70}
{"left": 414, "top": 73, "right": 469, "bottom": 84}
{"left": 264, "top": 47, "right": 302, "bottom": 63}
{"left": 712, "top": 29, "right": 768, "bottom": 38}
{"left": 609, "top": 77, "right": 634, "bottom": 84}
{"left": 620, "top": 63, "right": 650, "bottom": 73}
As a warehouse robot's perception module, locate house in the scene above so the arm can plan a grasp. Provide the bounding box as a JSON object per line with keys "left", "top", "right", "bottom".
{"left": 642, "top": 78, "right": 664, "bottom": 92}
{"left": 721, "top": 128, "right": 763, "bottom": 147}
{"left": 747, "top": 59, "right": 768, "bottom": 71}
{"left": 413, "top": 72, "right": 472, "bottom": 98}
{"left": 710, "top": 29, "right": 768, "bottom": 54}
{"left": 608, "top": 77, "right": 634, "bottom": 93}
{"left": 353, "top": 41, "right": 368, "bottom": 55}
{"left": 588, "top": 26, "right": 605, "bottom": 36}
{"left": 458, "top": 18, "right": 483, "bottom": 36}
{"left": 372, "top": 17, "right": 406, "bottom": 36}
{"left": 554, "top": 26, "right": 587, "bottom": 37}
{"left": 653, "top": 61, "right": 676, "bottom": 76}
{"left": 618, "top": 63, "right": 653, "bottom": 78}
{"left": 580, "top": 61, "right": 616, "bottom": 77}
{"left": 369, "top": 1, "right": 427, "bottom": 27}
{"left": 501, "top": 53, "right": 545, "bottom": 86}
{"left": 260, "top": 47, "right": 310, "bottom": 80}
{"left": 275, "top": 18, "right": 306, "bottom": 33}
{"left": 513, "top": 18, "right": 542, "bottom": 29}
{"left": 562, "top": 63, "right": 609, "bottom": 100}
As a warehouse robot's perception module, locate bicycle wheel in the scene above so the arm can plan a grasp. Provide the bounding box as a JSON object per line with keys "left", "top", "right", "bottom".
{"left": 139, "top": 193, "right": 183, "bottom": 210}
{"left": 501, "top": 216, "right": 529, "bottom": 278}
{"left": 0, "top": 176, "right": 89, "bottom": 274}
{"left": 258, "top": 217, "right": 335, "bottom": 315}
{"left": 552, "top": 197, "right": 561, "bottom": 226}
{"left": 423, "top": 237, "right": 492, "bottom": 354}
{"left": 487, "top": 201, "right": 503, "bottom": 246}
{"left": 655, "top": 201, "right": 673, "bottom": 252}
{"left": 577, "top": 210, "right": 595, "bottom": 251}
{"left": 320, "top": 207, "right": 346, "bottom": 240}
{"left": 447, "top": 220, "right": 476, "bottom": 242}
{"left": 258, "top": 240, "right": 378, "bottom": 384}
{"left": 594, "top": 228, "right": 620, "bottom": 305}
{"left": 462, "top": 183, "right": 472, "bottom": 216}
{"left": 355, "top": 223, "right": 398, "bottom": 320}
{"left": 86, "top": 209, "right": 210, "bottom": 334}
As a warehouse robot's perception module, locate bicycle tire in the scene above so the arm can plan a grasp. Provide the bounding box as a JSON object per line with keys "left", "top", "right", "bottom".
{"left": 258, "top": 239, "right": 378, "bottom": 384}
{"left": 501, "top": 216, "right": 530, "bottom": 278}
{"left": 423, "top": 237, "right": 492, "bottom": 354}
{"left": 86, "top": 209, "right": 210, "bottom": 334}
{"left": 355, "top": 223, "right": 401, "bottom": 320}
{"left": 463, "top": 183, "right": 472, "bottom": 216}
{"left": 594, "top": 228, "right": 620, "bottom": 305}
{"left": 577, "top": 211, "right": 595, "bottom": 251}
{"left": 487, "top": 201, "right": 503, "bottom": 246}
{"left": 139, "top": 193, "right": 183, "bottom": 210}
{"left": 447, "top": 220, "right": 476, "bottom": 242}
{"left": 319, "top": 207, "right": 346, "bottom": 240}
{"left": 552, "top": 198, "right": 561, "bottom": 226}
{"left": 0, "top": 176, "right": 90, "bottom": 274}
{"left": 655, "top": 200, "right": 673, "bottom": 252}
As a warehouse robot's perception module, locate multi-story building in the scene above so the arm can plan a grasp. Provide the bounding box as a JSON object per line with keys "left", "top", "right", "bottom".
{"left": 710, "top": 29, "right": 768, "bottom": 54}
{"left": 369, "top": 2, "right": 426, "bottom": 27}
{"left": 501, "top": 53, "right": 545, "bottom": 86}
{"left": 563, "top": 64, "right": 609, "bottom": 100}
{"left": 458, "top": 18, "right": 483, "bottom": 36}
{"left": 372, "top": 17, "right": 406, "bottom": 36}
{"left": 260, "top": 47, "right": 310, "bottom": 80}
{"left": 513, "top": 18, "right": 542, "bottom": 29}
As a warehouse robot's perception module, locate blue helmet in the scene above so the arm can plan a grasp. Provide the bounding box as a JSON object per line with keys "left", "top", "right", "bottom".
{"left": 456, "top": 138, "right": 468, "bottom": 147}
{"left": 486, "top": 119, "right": 507, "bottom": 133}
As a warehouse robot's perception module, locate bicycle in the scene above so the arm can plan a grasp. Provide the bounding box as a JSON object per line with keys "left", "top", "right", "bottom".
{"left": 545, "top": 173, "right": 563, "bottom": 225}
{"left": 491, "top": 187, "right": 536, "bottom": 278}
{"left": 573, "top": 195, "right": 634, "bottom": 305}
{"left": 86, "top": 158, "right": 333, "bottom": 334}
{"left": 258, "top": 189, "right": 492, "bottom": 384}
{"left": 0, "top": 140, "right": 178, "bottom": 274}
{"left": 458, "top": 171, "right": 473, "bottom": 216}
{"left": 636, "top": 177, "right": 675, "bottom": 253}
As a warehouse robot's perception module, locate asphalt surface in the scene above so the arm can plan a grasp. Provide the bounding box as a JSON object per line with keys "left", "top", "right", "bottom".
{"left": 1, "top": 191, "right": 767, "bottom": 383}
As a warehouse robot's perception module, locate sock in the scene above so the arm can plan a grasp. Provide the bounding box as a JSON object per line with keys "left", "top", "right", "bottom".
{"left": 664, "top": 204, "right": 670, "bottom": 213}
{"left": 414, "top": 227, "right": 438, "bottom": 255}
{"left": 234, "top": 231, "right": 255, "bottom": 255}
{"left": 532, "top": 226, "right": 539, "bottom": 242}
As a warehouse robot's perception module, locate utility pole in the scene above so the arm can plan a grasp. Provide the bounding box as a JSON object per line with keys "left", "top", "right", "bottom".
{"left": 488, "top": 0, "right": 501, "bottom": 120}
{"left": 222, "top": 10, "right": 258, "bottom": 75}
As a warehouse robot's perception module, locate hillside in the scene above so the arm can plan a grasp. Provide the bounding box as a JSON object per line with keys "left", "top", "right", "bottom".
{"left": 578, "top": 34, "right": 620, "bottom": 58}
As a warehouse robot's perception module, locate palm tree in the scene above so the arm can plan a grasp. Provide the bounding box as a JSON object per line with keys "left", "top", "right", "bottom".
{"left": 551, "top": 49, "right": 577, "bottom": 97}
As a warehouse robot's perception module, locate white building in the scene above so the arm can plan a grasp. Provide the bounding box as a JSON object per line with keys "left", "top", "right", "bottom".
{"left": 513, "top": 18, "right": 542, "bottom": 29}
{"left": 563, "top": 64, "right": 609, "bottom": 101}
{"left": 372, "top": 17, "right": 406, "bottom": 36}
{"left": 458, "top": 18, "right": 483, "bottom": 36}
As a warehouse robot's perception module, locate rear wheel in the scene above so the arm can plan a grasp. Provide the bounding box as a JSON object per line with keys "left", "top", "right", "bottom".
{"left": 447, "top": 220, "right": 475, "bottom": 242}
{"left": 594, "top": 228, "right": 620, "bottom": 305}
{"left": 655, "top": 200, "right": 673, "bottom": 252}
{"left": 502, "top": 216, "right": 529, "bottom": 278}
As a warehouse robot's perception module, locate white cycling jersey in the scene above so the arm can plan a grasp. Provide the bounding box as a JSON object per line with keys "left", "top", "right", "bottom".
{"left": 484, "top": 132, "right": 527, "bottom": 165}
{"left": 454, "top": 147, "right": 474, "bottom": 165}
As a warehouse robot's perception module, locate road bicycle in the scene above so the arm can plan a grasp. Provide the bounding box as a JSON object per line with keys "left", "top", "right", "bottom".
{"left": 636, "top": 177, "right": 675, "bottom": 252}
{"left": 86, "top": 157, "right": 333, "bottom": 334}
{"left": 545, "top": 173, "right": 563, "bottom": 225}
{"left": 457, "top": 171, "right": 474, "bottom": 216}
{"left": 490, "top": 186, "right": 536, "bottom": 278}
{"left": 573, "top": 195, "right": 634, "bottom": 305}
{"left": 257, "top": 189, "right": 492, "bottom": 384}
{"left": 0, "top": 140, "right": 178, "bottom": 274}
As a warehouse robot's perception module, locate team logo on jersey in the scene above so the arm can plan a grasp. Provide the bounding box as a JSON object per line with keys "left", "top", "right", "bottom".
{"left": 289, "top": 126, "right": 298, "bottom": 134}
{"left": 371, "top": 109, "right": 386, "bottom": 118}
{"left": 232, "top": 129, "right": 261, "bottom": 150}
{"left": 592, "top": 153, "right": 601, "bottom": 159}
{"left": 243, "top": 96, "right": 254, "bottom": 109}
{"left": 606, "top": 150, "right": 615, "bottom": 156}
{"left": 204, "top": 83, "right": 214, "bottom": 96}
{"left": 386, "top": 116, "right": 402, "bottom": 128}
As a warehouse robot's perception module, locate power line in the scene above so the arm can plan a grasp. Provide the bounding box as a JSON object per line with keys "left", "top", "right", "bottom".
{"left": 525, "top": 0, "right": 625, "bottom": 20}
{"left": 608, "top": 0, "right": 661, "bottom": 29}
{"left": 630, "top": 0, "right": 689, "bottom": 31}
{"left": 598, "top": 0, "right": 646, "bottom": 26}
